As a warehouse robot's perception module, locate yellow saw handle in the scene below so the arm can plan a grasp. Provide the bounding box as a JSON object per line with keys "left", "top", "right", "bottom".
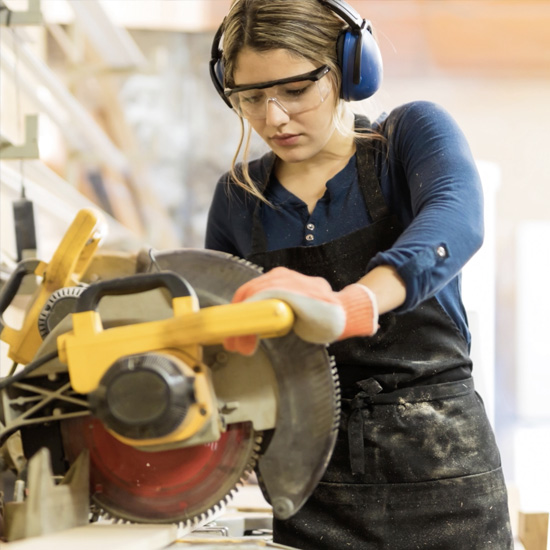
{"left": 1, "top": 208, "right": 105, "bottom": 364}
{"left": 56, "top": 271, "right": 295, "bottom": 394}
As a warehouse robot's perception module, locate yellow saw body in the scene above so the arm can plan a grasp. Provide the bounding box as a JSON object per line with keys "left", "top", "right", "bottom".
{"left": 0, "top": 209, "right": 340, "bottom": 536}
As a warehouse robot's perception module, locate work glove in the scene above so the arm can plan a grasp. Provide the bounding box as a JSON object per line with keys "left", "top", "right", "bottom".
{"left": 225, "top": 266, "right": 379, "bottom": 355}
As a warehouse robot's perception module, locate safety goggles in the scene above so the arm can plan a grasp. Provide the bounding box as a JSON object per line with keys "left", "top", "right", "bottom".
{"left": 224, "top": 65, "right": 332, "bottom": 119}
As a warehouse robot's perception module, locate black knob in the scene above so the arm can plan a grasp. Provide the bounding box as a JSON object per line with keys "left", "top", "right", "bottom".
{"left": 89, "top": 354, "right": 196, "bottom": 440}
{"left": 38, "top": 286, "right": 87, "bottom": 338}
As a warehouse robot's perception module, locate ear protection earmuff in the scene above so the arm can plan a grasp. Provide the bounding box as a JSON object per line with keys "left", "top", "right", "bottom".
{"left": 323, "top": 0, "right": 383, "bottom": 101}
{"left": 209, "top": 0, "right": 383, "bottom": 107}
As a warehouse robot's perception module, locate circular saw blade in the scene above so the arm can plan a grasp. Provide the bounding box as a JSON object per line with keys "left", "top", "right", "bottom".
{"left": 60, "top": 417, "right": 259, "bottom": 526}
{"left": 57, "top": 249, "right": 337, "bottom": 526}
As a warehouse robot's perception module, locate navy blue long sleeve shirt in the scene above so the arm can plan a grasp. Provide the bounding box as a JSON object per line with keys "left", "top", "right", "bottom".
{"left": 205, "top": 101, "right": 484, "bottom": 347}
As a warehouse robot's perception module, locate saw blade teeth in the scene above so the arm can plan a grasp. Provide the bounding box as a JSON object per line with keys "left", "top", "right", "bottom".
{"left": 251, "top": 445, "right": 261, "bottom": 457}
{"left": 328, "top": 359, "right": 342, "bottom": 431}
{"left": 229, "top": 255, "right": 265, "bottom": 273}
{"left": 198, "top": 511, "right": 211, "bottom": 524}
{"left": 180, "top": 519, "right": 194, "bottom": 531}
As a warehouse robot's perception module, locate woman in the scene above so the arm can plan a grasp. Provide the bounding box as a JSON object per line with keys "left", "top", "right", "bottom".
{"left": 205, "top": 0, "right": 513, "bottom": 548}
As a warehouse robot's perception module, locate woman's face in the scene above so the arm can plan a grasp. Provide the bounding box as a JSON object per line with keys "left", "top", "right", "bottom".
{"left": 231, "top": 48, "right": 340, "bottom": 165}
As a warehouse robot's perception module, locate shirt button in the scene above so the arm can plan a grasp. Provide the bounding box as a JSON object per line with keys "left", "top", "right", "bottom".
{"left": 306, "top": 234, "right": 314, "bottom": 242}
{"left": 436, "top": 245, "right": 447, "bottom": 258}
{"left": 306, "top": 223, "right": 315, "bottom": 230}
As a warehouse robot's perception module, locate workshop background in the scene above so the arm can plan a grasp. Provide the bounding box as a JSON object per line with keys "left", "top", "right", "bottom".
{"left": 1, "top": 0, "right": 549, "bottom": 536}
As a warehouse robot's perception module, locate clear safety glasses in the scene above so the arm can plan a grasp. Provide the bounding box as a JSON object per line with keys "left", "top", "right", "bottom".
{"left": 224, "top": 66, "right": 332, "bottom": 120}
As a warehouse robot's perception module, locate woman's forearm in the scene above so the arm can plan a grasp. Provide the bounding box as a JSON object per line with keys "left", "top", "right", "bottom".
{"left": 358, "top": 265, "right": 406, "bottom": 315}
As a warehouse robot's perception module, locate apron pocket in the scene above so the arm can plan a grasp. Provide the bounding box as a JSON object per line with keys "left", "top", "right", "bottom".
{"left": 273, "top": 467, "right": 513, "bottom": 550}
{"left": 329, "top": 386, "right": 502, "bottom": 484}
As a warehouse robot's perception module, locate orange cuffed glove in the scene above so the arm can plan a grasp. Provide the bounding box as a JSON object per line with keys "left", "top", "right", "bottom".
{"left": 224, "top": 266, "right": 379, "bottom": 355}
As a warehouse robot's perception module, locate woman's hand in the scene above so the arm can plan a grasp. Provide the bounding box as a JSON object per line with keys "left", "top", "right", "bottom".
{"left": 224, "top": 267, "right": 379, "bottom": 355}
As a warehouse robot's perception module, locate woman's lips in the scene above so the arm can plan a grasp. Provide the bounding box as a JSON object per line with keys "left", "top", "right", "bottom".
{"left": 271, "top": 133, "right": 300, "bottom": 146}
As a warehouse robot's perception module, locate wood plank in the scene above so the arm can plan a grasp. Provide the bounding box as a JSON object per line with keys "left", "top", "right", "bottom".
{"left": 1, "top": 523, "right": 178, "bottom": 550}
{"left": 518, "top": 512, "right": 549, "bottom": 550}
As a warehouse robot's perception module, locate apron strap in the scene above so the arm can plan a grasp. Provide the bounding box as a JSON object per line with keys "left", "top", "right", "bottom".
{"left": 354, "top": 121, "right": 390, "bottom": 223}
{"left": 347, "top": 378, "right": 384, "bottom": 475}
{"left": 251, "top": 198, "right": 268, "bottom": 256}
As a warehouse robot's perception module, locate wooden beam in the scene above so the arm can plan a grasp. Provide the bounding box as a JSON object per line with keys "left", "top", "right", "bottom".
{"left": 0, "top": 115, "right": 39, "bottom": 160}
{"left": 0, "top": 0, "right": 42, "bottom": 26}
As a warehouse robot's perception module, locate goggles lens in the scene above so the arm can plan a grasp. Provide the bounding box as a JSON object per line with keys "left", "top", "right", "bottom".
{"left": 225, "top": 66, "right": 331, "bottom": 119}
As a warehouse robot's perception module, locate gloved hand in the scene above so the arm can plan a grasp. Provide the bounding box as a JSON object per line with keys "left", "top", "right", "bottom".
{"left": 225, "top": 266, "right": 379, "bottom": 355}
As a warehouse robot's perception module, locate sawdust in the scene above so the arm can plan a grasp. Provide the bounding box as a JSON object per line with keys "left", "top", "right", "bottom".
{"left": 395, "top": 397, "right": 453, "bottom": 462}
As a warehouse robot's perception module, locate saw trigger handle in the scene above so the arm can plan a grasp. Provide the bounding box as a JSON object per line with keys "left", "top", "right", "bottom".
{"left": 42, "top": 208, "right": 105, "bottom": 291}
{"left": 75, "top": 271, "right": 197, "bottom": 313}
{"left": 0, "top": 208, "right": 105, "bottom": 365}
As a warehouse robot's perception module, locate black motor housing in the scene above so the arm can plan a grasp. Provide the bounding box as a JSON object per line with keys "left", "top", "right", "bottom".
{"left": 89, "top": 353, "right": 196, "bottom": 440}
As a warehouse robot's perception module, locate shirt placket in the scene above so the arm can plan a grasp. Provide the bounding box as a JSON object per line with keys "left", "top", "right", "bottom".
{"left": 304, "top": 205, "right": 324, "bottom": 246}
{"left": 305, "top": 221, "right": 315, "bottom": 244}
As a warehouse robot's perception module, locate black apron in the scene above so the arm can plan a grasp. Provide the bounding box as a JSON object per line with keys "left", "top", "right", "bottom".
{"left": 247, "top": 121, "right": 513, "bottom": 550}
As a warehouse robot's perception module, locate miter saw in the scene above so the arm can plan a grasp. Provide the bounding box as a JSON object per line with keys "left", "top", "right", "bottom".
{"left": 0, "top": 209, "right": 340, "bottom": 543}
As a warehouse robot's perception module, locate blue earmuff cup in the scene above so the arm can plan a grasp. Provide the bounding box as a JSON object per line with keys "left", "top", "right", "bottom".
{"left": 340, "top": 29, "right": 383, "bottom": 101}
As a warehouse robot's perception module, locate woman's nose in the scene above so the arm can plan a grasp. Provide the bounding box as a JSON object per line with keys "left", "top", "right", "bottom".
{"left": 265, "top": 98, "right": 290, "bottom": 126}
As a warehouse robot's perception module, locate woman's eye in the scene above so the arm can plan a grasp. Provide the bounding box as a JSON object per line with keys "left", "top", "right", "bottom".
{"left": 241, "top": 93, "right": 261, "bottom": 104}
{"left": 282, "top": 83, "right": 311, "bottom": 98}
